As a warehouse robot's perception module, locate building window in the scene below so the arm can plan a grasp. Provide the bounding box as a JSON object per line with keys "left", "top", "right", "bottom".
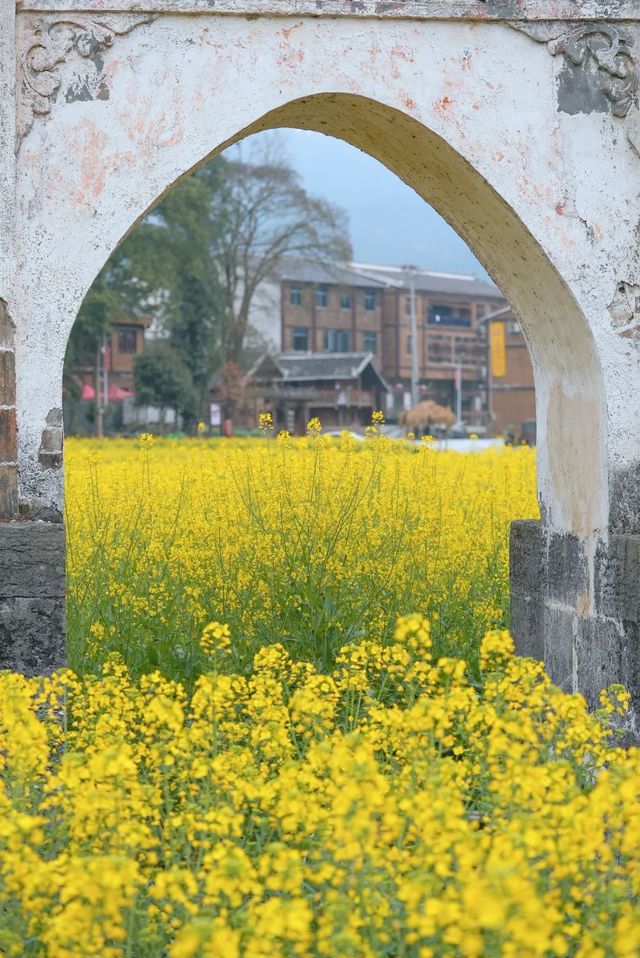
{"left": 324, "top": 329, "right": 350, "bottom": 352}
{"left": 340, "top": 294, "right": 352, "bottom": 310}
{"left": 290, "top": 286, "right": 302, "bottom": 306}
{"left": 363, "top": 331, "right": 377, "bottom": 353}
{"left": 405, "top": 295, "right": 413, "bottom": 316}
{"left": 508, "top": 321, "right": 521, "bottom": 334}
{"left": 292, "top": 327, "right": 309, "bottom": 351}
{"left": 407, "top": 334, "right": 413, "bottom": 352}
{"left": 118, "top": 328, "right": 138, "bottom": 354}
{"left": 316, "top": 286, "right": 329, "bottom": 308}
{"left": 428, "top": 305, "right": 471, "bottom": 327}
{"left": 364, "top": 290, "right": 376, "bottom": 311}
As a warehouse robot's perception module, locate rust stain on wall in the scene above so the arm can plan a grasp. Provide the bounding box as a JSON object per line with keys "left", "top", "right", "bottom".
{"left": 547, "top": 382, "right": 602, "bottom": 538}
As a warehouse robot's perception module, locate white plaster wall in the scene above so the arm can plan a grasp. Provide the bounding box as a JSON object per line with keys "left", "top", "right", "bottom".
{"left": 18, "top": 0, "right": 640, "bottom": 21}
{"left": 0, "top": 4, "right": 16, "bottom": 300}
{"left": 7, "top": 11, "right": 640, "bottom": 534}
{"left": 244, "top": 279, "right": 282, "bottom": 353}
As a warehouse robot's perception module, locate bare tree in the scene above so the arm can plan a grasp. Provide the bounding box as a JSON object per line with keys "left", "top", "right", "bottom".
{"left": 211, "top": 360, "right": 246, "bottom": 421}
{"left": 213, "top": 137, "right": 352, "bottom": 364}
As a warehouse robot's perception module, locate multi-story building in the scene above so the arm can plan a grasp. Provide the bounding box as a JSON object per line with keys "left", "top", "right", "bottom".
{"left": 485, "top": 305, "right": 536, "bottom": 441}
{"left": 279, "top": 261, "right": 387, "bottom": 358}
{"left": 272, "top": 260, "right": 506, "bottom": 429}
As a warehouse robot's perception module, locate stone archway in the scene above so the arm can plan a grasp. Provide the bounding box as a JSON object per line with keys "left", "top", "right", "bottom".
{"left": 1, "top": 2, "right": 639, "bottom": 728}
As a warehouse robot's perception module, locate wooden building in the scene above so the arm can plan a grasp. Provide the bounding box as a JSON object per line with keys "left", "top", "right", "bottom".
{"left": 249, "top": 351, "right": 390, "bottom": 434}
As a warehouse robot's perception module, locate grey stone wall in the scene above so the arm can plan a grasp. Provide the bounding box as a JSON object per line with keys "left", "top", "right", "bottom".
{"left": 0, "top": 521, "right": 66, "bottom": 674}
{"left": 510, "top": 520, "right": 640, "bottom": 737}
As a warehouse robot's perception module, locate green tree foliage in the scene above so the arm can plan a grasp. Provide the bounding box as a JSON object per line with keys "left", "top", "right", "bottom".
{"left": 133, "top": 342, "right": 197, "bottom": 429}
{"left": 64, "top": 257, "right": 146, "bottom": 434}
{"left": 65, "top": 162, "right": 227, "bottom": 429}
{"left": 66, "top": 137, "right": 352, "bottom": 431}
{"left": 135, "top": 162, "right": 227, "bottom": 416}
{"left": 213, "top": 139, "right": 352, "bottom": 364}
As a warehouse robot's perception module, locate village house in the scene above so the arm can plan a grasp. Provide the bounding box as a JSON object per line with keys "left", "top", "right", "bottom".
{"left": 65, "top": 316, "right": 152, "bottom": 433}
{"left": 248, "top": 351, "right": 390, "bottom": 433}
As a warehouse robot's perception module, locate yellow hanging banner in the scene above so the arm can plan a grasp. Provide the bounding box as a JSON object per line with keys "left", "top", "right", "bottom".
{"left": 490, "top": 321, "right": 506, "bottom": 378}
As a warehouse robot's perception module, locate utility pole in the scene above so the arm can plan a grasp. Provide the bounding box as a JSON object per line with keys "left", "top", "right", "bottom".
{"left": 404, "top": 265, "right": 420, "bottom": 407}
{"left": 95, "top": 333, "right": 109, "bottom": 438}
{"left": 102, "top": 333, "right": 109, "bottom": 434}
{"left": 455, "top": 362, "right": 463, "bottom": 426}
{"left": 95, "top": 341, "right": 103, "bottom": 438}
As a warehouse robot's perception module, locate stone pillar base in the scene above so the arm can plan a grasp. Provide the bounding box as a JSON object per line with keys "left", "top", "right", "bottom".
{"left": 510, "top": 520, "right": 639, "bottom": 737}
{"left": 0, "top": 521, "right": 66, "bottom": 674}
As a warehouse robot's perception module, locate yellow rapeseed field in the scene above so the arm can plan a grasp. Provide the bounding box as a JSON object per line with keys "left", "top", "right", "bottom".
{"left": 65, "top": 433, "right": 538, "bottom": 680}
{"left": 1, "top": 431, "right": 639, "bottom": 956}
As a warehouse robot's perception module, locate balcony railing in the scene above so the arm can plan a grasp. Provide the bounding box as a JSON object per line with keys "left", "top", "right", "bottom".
{"left": 267, "top": 385, "right": 375, "bottom": 407}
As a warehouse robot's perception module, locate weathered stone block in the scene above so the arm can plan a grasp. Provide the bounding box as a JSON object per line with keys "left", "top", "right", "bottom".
{"left": 546, "top": 531, "right": 589, "bottom": 606}
{"left": 575, "top": 616, "right": 625, "bottom": 711}
{"left": 0, "top": 597, "right": 65, "bottom": 675}
{"left": 617, "top": 540, "right": 640, "bottom": 624}
{"left": 511, "top": 589, "right": 544, "bottom": 661}
{"left": 510, "top": 522, "right": 640, "bottom": 734}
{"left": 609, "top": 465, "right": 640, "bottom": 537}
{"left": 0, "top": 465, "right": 17, "bottom": 518}
{"left": 542, "top": 606, "right": 575, "bottom": 693}
{"left": 38, "top": 407, "right": 64, "bottom": 471}
{"left": 594, "top": 536, "right": 640, "bottom": 623}
{"left": 509, "top": 520, "right": 545, "bottom": 594}
{"left": 0, "top": 350, "right": 15, "bottom": 404}
{"left": 0, "top": 521, "right": 66, "bottom": 674}
{"left": 0, "top": 522, "right": 65, "bottom": 599}
{"left": 0, "top": 406, "right": 16, "bottom": 462}
{"left": 620, "top": 620, "right": 640, "bottom": 727}
{"left": 0, "top": 311, "right": 14, "bottom": 349}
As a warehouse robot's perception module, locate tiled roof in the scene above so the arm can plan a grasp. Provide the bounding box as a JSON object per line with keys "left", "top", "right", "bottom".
{"left": 276, "top": 259, "right": 504, "bottom": 299}
{"left": 278, "top": 260, "right": 388, "bottom": 289}
{"left": 278, "top": 352, "right": 381, "bottom": 382}
{"left": 349, "top": 263, "right": 504, "bottom": 299}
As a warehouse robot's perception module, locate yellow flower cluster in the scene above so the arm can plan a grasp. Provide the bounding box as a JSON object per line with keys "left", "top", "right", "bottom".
{"left": 258, "top": 412, "right": 273, "bottom": 433}
{"left": 200, "top": 621, "right": 232, "bottom": 657}
{"left": 0, "top": 630, "right": 638, "bottom": 957}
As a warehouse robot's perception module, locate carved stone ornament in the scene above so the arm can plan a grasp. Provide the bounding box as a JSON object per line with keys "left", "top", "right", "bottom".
{"left": 18, "top": 15, "right": 153, "bottom": 145}
{"left": 512, "top": 21, "right": 638, "bottom": 119}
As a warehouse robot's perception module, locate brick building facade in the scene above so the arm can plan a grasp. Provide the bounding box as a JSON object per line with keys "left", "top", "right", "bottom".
{"left": 277, "top": 261, "right": 506, "bottom": 429}
{"left": 65, "top": 316, "right": 152, "bottom": 435}
{"left": 486, "top": 305, "right": 536, "bottom": 441}
{"left": 280, "top": 262, "right": 387, "bottom": 358}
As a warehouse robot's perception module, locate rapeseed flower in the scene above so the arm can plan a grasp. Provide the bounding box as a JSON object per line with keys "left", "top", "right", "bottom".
{"left": 0, "top": 626, "right": 638, "bottom": 955}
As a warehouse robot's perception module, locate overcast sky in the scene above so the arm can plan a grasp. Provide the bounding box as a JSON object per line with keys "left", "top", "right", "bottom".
{"left": 236, "top": 129, "right": 489, "bottom": 280}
